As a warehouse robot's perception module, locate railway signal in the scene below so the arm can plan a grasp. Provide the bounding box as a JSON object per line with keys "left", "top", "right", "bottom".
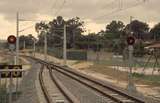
{"left": 127, "top": 36, "right": 135, "bottom": 45}
{"left": 126, "top": 36, "right": 137, "bottom": 92}
{"left": 7, "top": 35, "right": 16, "bottom": 44}
{"left": 7, "top": 35, "right": 16, "bottom": 51}
{"left": 6, "top": 35, "right": 19, "bottom": 103}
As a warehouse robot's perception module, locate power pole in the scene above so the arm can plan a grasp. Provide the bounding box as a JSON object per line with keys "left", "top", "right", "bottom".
{"left": 23, "top": 40, "right": 26, "bottom": 50}
{"left": 44, "top": 31, "right": 47, "bottom": 61}
{"left": 129, "top": 16, "right": 133, "bottom": 35}
{"left": 15, "top": 12, "right": 20, "bottom": 101}
{"left": 33, "top": 39, "right": 36, "bottom": 57}
{"left": 16, "top": 12, "right": 19, "bottom": 65}
{"left": 63, "top": 24, "right": 67, "bottom": 65}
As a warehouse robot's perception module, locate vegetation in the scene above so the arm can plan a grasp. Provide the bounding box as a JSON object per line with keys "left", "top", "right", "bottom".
{"left": 19, "top": 34, "right": 36, "bottom": 49}
{"left": 132, "top": 73, "right": 160, "bottom": 85}
{"left": 18, "top": 16, "right": 160, "bottom": 57}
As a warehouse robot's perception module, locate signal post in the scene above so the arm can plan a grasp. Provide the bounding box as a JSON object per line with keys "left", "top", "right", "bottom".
{"left": 126, "top": 36, "right": 137, "bottom": 93}
{"left": 0, "top": 35, "right": 22, "bottom": 103}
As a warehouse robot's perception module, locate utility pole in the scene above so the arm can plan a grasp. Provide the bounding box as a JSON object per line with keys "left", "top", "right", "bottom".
{"left": 15, "top": 12, "right": 20, "bottom": 101}
{"left": 23, "top": 40, "right": 26, "bottom": 50}
{"left": 63, "top": 24, "right": 67, "bottom": 65}
{"left": 33, "top": 39, "right": 36, "bottom": 57}
{"left": 16, "top": 12, "right": 19, "bottom": 65}
{"left": 44, "top": 31, "right": 47, "bottom": 61}
{"left": 87, "top": 29, "right": 90, "bottom": 50}
{"left": 129, "top": 16, "right": 133, "bottom": 35}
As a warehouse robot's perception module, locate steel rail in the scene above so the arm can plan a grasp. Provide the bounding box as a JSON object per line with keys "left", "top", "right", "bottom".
{"left": 48, "top": 66, "right": 80, "bottom": 103}
{"left": 39, "top": 65, "right": 53, "bottom": 103}
{"left": 25, "top": 56, "right": 146, "bottom": 103}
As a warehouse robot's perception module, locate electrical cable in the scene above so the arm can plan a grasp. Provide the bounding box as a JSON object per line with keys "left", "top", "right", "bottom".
{"left": 54, "top": 0, "right": 66, "bottom": 16}
{"left": 101, "top": 0, "right": 117, "bottom": 9}
{"left": 93, "top": 0, "right": 146, "bottom": 21}
{"left": 51, "top": 0, "right": 58, "bottom": 12}
{"left": 19, "top": 24, "right": 35, "bottom": 33}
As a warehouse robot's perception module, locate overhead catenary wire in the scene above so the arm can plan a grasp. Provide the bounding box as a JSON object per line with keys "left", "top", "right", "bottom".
{"left": 54, "top": 0, "right": 66, "bottom": 17}
{"left": 51, "top": 0, "right": 58, "bottom": 11}
{"left": 91, "top": 0, "right": 147, "bottom": 21}
{"left": 19, "top": 24, "right": 35, "bottom": 33}
{"left": 101, "top": 0, "right": 117, "bottom": 9}
{"left": 81, "top": 0, "right": 148, "bottom": 33}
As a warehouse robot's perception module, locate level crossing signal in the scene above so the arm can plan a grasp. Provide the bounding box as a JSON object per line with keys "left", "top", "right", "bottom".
{"left": 7, "top": 35, "right": 17, "bottom": 51}
{"left": 127, "top": 36, "right": 135, "bottom": 45}
{"left": 7, "top": 35, "right": 16, "bottom": 44}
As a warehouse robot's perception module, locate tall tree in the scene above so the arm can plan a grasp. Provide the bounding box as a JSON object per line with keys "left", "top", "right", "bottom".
{"left": 105, "top": 20, "right": 125, "bottom": 39}
{"left": 19, "top": 34, "right": 35, "bottom": 49}
{"left": 35, "top": 16, "right": 85, "bottom": 48}
{"left": 125, "top": 20, "right": 149, "bottom": 39}
{"left": 150, "top": 23, "right": 160, "bottom": 41}
{"left": 66, "top": 17, "right": 85, "bottom": 48}
{"left": 35, "top": 22, "right": 50, "bottom": 46}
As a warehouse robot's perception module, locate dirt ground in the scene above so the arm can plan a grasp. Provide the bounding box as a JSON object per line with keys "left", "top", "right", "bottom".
{"left": 69, "top": 61, "right": 160, "bottom": 102}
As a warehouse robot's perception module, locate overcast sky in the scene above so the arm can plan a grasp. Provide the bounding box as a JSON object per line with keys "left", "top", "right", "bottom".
{"left": 0, "top": 0, "right": 159, "bottom": 39}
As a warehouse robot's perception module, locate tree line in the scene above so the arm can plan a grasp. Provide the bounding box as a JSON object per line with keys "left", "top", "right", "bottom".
{"left": 18, "top": 16, "right": 160, "bottom": 56}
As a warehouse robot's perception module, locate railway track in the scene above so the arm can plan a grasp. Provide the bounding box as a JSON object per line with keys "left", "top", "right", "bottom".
{"left": 26, "top": 56, "right": 149, "bottom": 103}
{"left": 39, "top": 64, "right": 80, "bottom": 103}
{"left": 48, "top": 66, "right": 145, "bottom": 103}
{"left": 39, "top": 65, "right": 53, "bottom": 103}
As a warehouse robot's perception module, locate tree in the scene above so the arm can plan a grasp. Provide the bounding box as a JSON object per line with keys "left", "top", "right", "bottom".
{"left": 125, "top": 20, "right": 149, "bottom": 40}
{"left": 150, "top": 23, "right": 160, "bottom": 41}
{"left": 66, "top": 17, "right": 85, "bottom": 48}
{"left": 35, "top": 22, "right": 50, "bottom": 47}
{"left": 105, "top": 20, "right": 125, "bottom": 39}
{"left": 19, "top": 34, "right": 35, "bottom": 49}
{"left": 35, "top": 16, "right": 85, "bottom": 48}
{"left": 100, "top": 21, "right": 126, "bottom": 53}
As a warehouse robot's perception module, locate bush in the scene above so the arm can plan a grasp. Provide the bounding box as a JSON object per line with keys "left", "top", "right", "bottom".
{"left": 48, "top": 47, "right": 63, "bottom": 58}
{"left": 134, "top": 41, "right": 145, "bottom": 57}
{"left": 36, "top": 47, "right": 87, "bottom": 60}
{"left": 67, "top": 49, "right": 87, "bottom": 60}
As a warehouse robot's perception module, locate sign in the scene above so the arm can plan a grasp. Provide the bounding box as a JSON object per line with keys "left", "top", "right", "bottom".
{"left": 0, "top": 65, "right": 22, "bottom": 78}
{"left": 9, "top": 44, "right": 15, "bottom": 51}
{"left": 127, "top": 36, "right": 135, "bottom": 45}
{"left": 7, "top": 35, "right": 16, "bottom": 44}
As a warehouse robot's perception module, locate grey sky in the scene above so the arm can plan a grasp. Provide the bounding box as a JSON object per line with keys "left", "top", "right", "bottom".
{"left": 0, "top": 0, "right": 159, "bottom": 38}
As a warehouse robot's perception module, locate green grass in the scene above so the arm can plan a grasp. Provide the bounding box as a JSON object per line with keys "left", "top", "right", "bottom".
{"left": 94, "top": 59, "right": 160, "bottom": 68}
{"left": 132, "top": 73, "right": 160, "bottom": 85}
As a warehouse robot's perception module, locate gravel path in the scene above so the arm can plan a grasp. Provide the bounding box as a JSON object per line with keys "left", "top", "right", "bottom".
{"left": 13, "top": 59, "right": 41, "bottom": 103}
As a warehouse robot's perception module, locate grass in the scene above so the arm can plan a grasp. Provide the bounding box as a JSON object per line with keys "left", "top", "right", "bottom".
{"left": 132, "top": 73, "right": 160, "bottom": 86}
{"left": 86, "top": 63, "right": 160, "bottom": 86}
{"left": 94, "top": 59, "right": 160, "bottom": 68}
